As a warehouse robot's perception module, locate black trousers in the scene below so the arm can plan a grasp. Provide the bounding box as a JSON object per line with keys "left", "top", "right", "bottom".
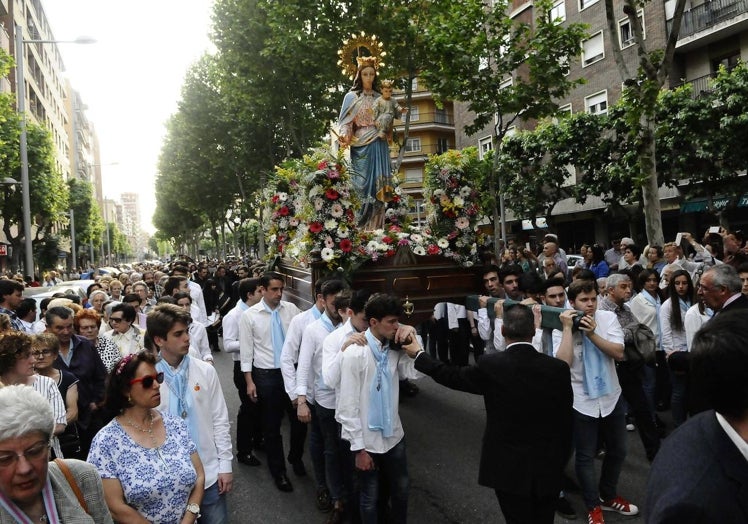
{"left": 252, "top": 368, "right": 307, "bottom": 477}
{"left": 232, "top": 361, "right": 263, "bottom": 454}
{"left": 616, "top": 361, "right": 660, "bottom": 461}
{"left": 495, "top": 490, "right": 557, "bottom": 524}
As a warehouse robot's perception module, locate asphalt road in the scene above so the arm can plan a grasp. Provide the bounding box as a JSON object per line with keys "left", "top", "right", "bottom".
{"left": 214, "top": 345, "right": 651, "bottom": 523}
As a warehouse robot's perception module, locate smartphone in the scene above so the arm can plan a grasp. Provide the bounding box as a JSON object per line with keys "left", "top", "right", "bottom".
{"left": 525, "top": 242, "right": 531, "bottom": 251}
{"left": 709, "top": 226, "right": 720, "bottom": 234}
{"left": 675, "top": 232, "right": 683, "bottom": 246}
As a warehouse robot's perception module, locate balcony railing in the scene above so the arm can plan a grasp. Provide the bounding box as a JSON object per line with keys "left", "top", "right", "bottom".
{"left": 398, "top": 111, "right": 455, "bottom": 126}
{"left": 397, "top": 143, "right": 455, "bottom": 156}
{"left": 669, "top": 0, "right": 748, "bottom": 39}
{"left": 672, "top": 71, "right": 717, "bottom": 97}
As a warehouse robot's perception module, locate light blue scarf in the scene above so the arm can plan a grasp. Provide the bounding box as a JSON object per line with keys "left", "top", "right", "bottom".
{"left": 678, "top": 298, "right": 691, "bottom": 313}
{"left": 262, "top": 300, "right": 286, "bottom": 367}
{"left": 156, "top": 355, "right": 200, "bottom": 448}
{"left": 642, "top": 291, "right": 662, "bottom": 348}
{"left": 581, "top": 332, "right": 613, "bottom": 399}
{"left": 365, "top": 329, "right": 394, "bottom": 437}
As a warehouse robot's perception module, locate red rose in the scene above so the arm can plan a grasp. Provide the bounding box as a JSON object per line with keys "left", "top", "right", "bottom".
{"left": 382, "top": 236, "right": 393, "bottom": 244}
{"left": 340, "top": 238, "right": 352, "bottom": 252}
{"left": 325, "top": 188, "right": 340, "bottom": 200}
{"left": 309, "top": 222, "right": 323, "bottom": 233}
{"left": 279, "top": 206, "right": 289, "bottom": 216}
{"left": 427, "top": 244, "right": 441, "bottom": 255}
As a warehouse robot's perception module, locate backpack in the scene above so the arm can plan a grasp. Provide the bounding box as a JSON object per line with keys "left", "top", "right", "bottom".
{"left": 624, "top": 323, "right": 657, "bottom": 367}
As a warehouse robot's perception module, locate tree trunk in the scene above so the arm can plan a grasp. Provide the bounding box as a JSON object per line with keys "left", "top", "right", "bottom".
{"left": 641, "top": 115, "right": 664, "bottom": 246}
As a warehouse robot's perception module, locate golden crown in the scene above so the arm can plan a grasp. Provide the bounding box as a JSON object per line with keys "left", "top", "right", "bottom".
{"left": 379, "top": 79, "right": 394, "bottom": 88}
{"left": 337, "top": 33, "right": 386, "bottom": 80}
{"left": 356, "top": 56, "right": 379, "bottom": 70}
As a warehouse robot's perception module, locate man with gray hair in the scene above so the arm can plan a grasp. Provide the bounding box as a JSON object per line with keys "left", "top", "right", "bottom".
{"left": 598, "top": 273, "right": 660, "bottom": 462}
{"left": 698, "top": 265, "right": 748, "bottom": 315}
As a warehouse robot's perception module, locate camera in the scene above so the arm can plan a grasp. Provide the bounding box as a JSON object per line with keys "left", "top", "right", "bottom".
{"left": 572, "top": 313, "right": 584, "bottom": 331}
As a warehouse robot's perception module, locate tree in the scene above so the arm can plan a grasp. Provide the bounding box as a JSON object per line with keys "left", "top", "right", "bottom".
{"left": 421, "top": 0, "right": 587, "bottom": 255}
{"left": 67, "top": 178, "right": 104, "bottom": 267}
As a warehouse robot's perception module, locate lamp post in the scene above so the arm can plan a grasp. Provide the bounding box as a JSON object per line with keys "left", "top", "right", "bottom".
{"left": 14, "top": 23, "right": 94, "bottom": 277}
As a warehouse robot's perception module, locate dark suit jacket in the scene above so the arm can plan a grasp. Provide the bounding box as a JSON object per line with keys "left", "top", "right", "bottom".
{"left": 55, "top": 335, "right": 107, "bottom": 428}
{"left": 646, "top": 410, "right": 748, "bottom": 523}
{"left": 414, "top": 343, "right": 573, "bottom": 497}
{"left": 718, "top": 293, "right": 748, "bottom": 314}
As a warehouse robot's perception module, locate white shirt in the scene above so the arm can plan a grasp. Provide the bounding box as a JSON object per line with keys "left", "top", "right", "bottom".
{"left": 552, "top": 309, "right": 624, "bottom": 418}
{"left": 493, "top": 317, "right": 543, "bottom": 353}
{"left": 476, "top": 308, "right": 497, "bottom": 354}
{"left": 280, "top": 306, "right": 322, "bottom": 399}
{"left": 240, "top": 299, "right": 302, "bottom": 372}
{"left": 716, "top": 412, "right": 748, "bottom": 462}
{"left": 433, "top": 302, "right": 466, "bottom": 330}
{"left": 109, "top": 325, "right": 145, "bottom": 356}
{"left": 158, "top": 356, "right": 232, "bottom": 489}
{"left": 296, "top": 315, "right": 342, "bottom": 409}
{"left": 188, "top": 320, "right": 213, "bottom": 362}
{"left": 629, "top": 292, "right": 661, "bottom": 348}
{"left": 684, "top": 303, "right": 711, "bottom": 350}
{"left": 188, "top": 281, "right": 209, "bottom": 325}
{"left": 33, "top": 374, "right": 66, "bottom": 458}
{"left": 321, "top": 318, "right": 358, "bottom": 399}
{"left": 660, "top": 298, "right": 688, "bottom": 352}
{"left": 222, "top": 301, "right": 248, "bottom": 362}
{"left": 338, "top": 337, "right": 422, "bottom": 454}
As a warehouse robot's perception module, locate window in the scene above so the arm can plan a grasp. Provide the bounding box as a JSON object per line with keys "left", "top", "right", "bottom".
{"left": 499, "top": 77, "right": 513, "bottom": 90}
{"left": 558, "top": 103, "right": 572, "bottom": 115}
{"left": 408, "top": 106, "right": 419, "bottom": 122}
{"left": 550, "top": 0, "right": 566, "bottom": 22}
{"left": 618, "top": 10, "right": 645, "bottom": 49}
{"left": 479, "top": 56, "right": 489, "bottom": 71}
{"left": 404, "top": 168, "right": 423, "bottom": 183}
{"left": 436, "top": 138, "right": 449, "bottom": 154}
{"left": 410, "top": 78, "right": 418, "bottom": 92}
{"left": 585, "top": 91, "right": 608, "bottom": 115}
{"left": 479, "top": 136, "right": 493, "bottom": 159}
{"left": 404, "top": 137, "right": 422, "bottom": 152}
{"left": 582, "top": 32, "right": 604, "bottom": 67}
{"left": 579, "top": 0, "right": 599, "bottom": 10}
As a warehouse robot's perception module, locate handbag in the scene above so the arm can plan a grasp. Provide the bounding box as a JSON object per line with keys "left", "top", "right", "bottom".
{"left": 53, "top": 458, "right": 89, "bottom": 514}
{"left": 57, "top": 423, "right": 82, "bottom": 458}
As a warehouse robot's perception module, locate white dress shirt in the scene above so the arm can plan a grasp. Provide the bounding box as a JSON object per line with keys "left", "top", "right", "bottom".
{"left": 280, "top": 306, "right": 322, "bottom": 399}
{"left": 660, "top": 298, "right": 688, "bottom": 352}
{"left": 240, "top": 299, "right": 301, "bottom": 372}
{"left": 684, "top": 303, "right": 711, "bottom": 350}
{"left": 188, "top": 320, "right": 213, "bottom": 362}
{"left": 493, "top": 317, "right": 544, "bottom": 353}
{"left": 338, "top": 337, "right": 422, "bottom": 454}
{"left": 188, "top": 281, "right": 209, "bottom": 325}
{"left": 158, "top": 356, "right": 232, "bottom": 489}
{"left": 629, "top": 292, "right": 661, "bottom": 348}
{"left": 552, "top": 309, "right": 624, "bottom": 418}
{"left": 321, "top": 319, "right": 358, "bottom": 399}
{"left": 296, "top": 315, "right": 341, "bottom": 409}
{"left": 222, "top": 301, "right": 248, "bottom": 362}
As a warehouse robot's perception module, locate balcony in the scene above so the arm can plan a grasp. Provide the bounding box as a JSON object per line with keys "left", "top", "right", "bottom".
{"left": 672, "top": 71, "right": 717, "bottom": 96}
{"left": 669, "top": 0, "right": 748, "bottom": 42}
{"left": 395, "top": 111, "right": 455, "bottom": 133}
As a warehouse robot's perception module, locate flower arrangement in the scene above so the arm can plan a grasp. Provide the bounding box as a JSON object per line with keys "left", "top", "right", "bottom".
{"left": 423, "top": 148, "right": 488, "bottom": 267}
{"left": 263, "top": 159, "right": 304, "bottom": 259}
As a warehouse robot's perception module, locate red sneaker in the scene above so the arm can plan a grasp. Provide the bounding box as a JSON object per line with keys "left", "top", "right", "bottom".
{"left": 600, "top": 495, "right": 639, "bottom": 516}
{"left": 587, "top": 506, "right": 605, "bottom": 524}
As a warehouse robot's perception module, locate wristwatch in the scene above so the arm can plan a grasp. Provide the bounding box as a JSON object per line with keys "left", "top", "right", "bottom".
{"left": 186, "top": 503, "right": 201, "bottom": 518}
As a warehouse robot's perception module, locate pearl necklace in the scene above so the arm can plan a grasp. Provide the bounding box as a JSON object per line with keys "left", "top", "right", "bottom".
{"left": 122, "top": 410, "right": 167, "bottom": 465}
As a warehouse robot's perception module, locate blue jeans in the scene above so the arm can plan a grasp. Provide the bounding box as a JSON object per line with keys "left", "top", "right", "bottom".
{"left": 317, "top": 405, "right": 346, "bottom": 503}
{"left": 357, "top": 438, "right": 409, "bottom": 524}
{"left": 572, "top": 398, "right": 627, "bottom": 509}
{"left": 669, "top": 368, "right": 688, "bottom": 427}
{"left": 198, "top": 482, "right": 228, "bottom": 524}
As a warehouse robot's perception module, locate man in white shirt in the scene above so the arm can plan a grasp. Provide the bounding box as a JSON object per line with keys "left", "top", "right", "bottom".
{"left": 172, "top": 265, "right": 209, "bottom": 325}
{"left": 240, "top": 272, "right": 302, "bottom": 492}
{"left": 338, "top": 294, "right": 422, "bottom": 524}
{"left": 151, "top": 304, "right": 233, "bottom": 524}
{"left": 174, "top": 291, "right": 214, "bottom": 364}
{"left": 222, "top": 277, "right": 263, "bottom": 467}
{"left": 553, "top": 280, "right": 638, "bottom": 524}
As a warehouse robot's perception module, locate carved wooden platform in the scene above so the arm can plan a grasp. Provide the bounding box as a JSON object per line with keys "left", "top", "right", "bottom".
{"left": 274, "top": 250, "right": 481, "bottom": 325}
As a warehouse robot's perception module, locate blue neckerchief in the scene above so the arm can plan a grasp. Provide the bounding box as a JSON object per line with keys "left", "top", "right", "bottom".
{"left": 312, "top": 305, "right": 323, "bottom": 320}
{"left": 365, "top": 328, "right": 394, "bottom": 437}
{"left": 157, "top": 355, "right": 200, "bottom": 448}
{"left": 678, "top": 298, "right": 690, "bottom": 313}
{"left": 642, "top": 291, "right": 662, "bottom": 348}
{"left": 581, "top": 332, "right": 612, "bottom": 399}
{"left": 262, "top": 299, "right": 285, "bottom": 367}
{"left": 239, "top": 301, "right": 249, "bottom": 311}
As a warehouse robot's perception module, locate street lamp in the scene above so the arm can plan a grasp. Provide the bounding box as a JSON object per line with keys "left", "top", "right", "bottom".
{"left": 14, "top": 23, "right": 95, "bottom": 276}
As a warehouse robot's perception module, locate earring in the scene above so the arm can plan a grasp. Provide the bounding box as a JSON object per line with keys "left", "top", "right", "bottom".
{"left": 127, "top": 395, "right": 132, "bottom": 405}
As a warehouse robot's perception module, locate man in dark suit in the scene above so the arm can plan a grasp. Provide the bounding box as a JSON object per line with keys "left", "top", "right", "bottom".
{"left": 646, "top": 310, "right": 748, "bottom": 523}
{"left": 698, "top": 265, "right": 748, "bottom": 315}
{"left": 403, "top": 304, "right": 573, "bottom": 524}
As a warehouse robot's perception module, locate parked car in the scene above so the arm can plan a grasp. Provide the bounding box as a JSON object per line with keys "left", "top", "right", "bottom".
{"left": 566, "top": 254, "right": 584, "bottom": 268}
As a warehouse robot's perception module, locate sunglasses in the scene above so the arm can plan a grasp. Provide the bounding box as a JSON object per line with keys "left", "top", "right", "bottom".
{"left": 129, "top": 372, "right": 165, "bottom": 388}
{"left": 109, "top": 317, "right": 125, "bottom": 324}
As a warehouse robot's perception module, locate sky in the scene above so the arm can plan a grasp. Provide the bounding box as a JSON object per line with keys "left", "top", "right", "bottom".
{"left": 42, "top": 1, "right": 215, "bottom": 234}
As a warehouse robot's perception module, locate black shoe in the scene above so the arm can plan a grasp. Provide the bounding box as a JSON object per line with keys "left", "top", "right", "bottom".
{"left": 236, "top": 452, "right": 261, "bottom": 467}
{"left": 290, "top": 460, "right": 307, "bottom": 477}
{"left": 274, "top": 474, "right": 293, "bottom": 492}
{"left": 556, "top": 495, "right": 577, "bottom": 520}
{"left": 326, "top": 502, "right": 344, "bottom": 524}
{"left": 253, "top": 439, "right": 265, "bottom": 452}
{"left": 316, "top": 487, "right": 333, "bottom": 512}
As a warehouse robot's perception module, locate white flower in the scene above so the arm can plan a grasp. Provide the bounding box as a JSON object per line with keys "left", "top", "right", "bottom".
{"left": 331, "top": 203, "right": 344, "bottom": 217}
{"left": 279, "top": 219, "right": 289, "bottom": 229}
{"left": 278, "top": 192, "right": 288, "bottom": 201}
{"left": 269, "top": 234, "right": 277, "bottom": 244}
{"left": 385, "top": 208, "right": 396, "bottom": 217}
{"left": 321, "top": 248, "right": 335, "bottom": 262}
{"left": 324, "top": 236, "right": 335, "bottom": 248}
{"left": 397, "top": 232, "right": 410, "bottom": 239}
{"left": 437, "top": 238, "right": 450, "bottom": 248}
{"left": 324, "top": 219, "right": 338, "bottom": 230}
{"left": 413, "top": 246, "right": 426, "bottom": 256}
{"left": 410, "top": 233, "right": 423, "bottom": 243}
{"left": 289, "top": 217, "right": 299, "bottom": 227}
{"left": 433, "top": 189, "right": 444, "bottom": 197}
{"left": 460, "top": 186, "right": 472, "bottom": 197}
{"left": 464, "top": 260, "right": 474, "bottom": 267}
{"left": 453, "top": 196, "right": 465, "bottom": 207}
{"left": 309, "top": 186, "right": 321, "bottom": 198}
{"left": 366, "top": 240, "right": 379, "bottom": 252}
{"left": 338, "top": 226, "right": 349, "bottom": 238}
{"left": 470, "top": 243, "right": 478, "bottom": 254}
{"left": 314, "top": 198, "right": 324, "bottom": 211}
{"left": 395, "top": 186, "right": 402, "bottom": 195}
{"left": 455, "top": 217, "right": 470, "bottom": 230}
{"left": 340, "top": 198, "right": 352, "bottom": 207}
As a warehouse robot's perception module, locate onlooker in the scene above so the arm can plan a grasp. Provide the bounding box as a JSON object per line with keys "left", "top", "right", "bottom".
{"left": 0, "top": 279, "right": 25, "bottom": 332}
{"left": 698, "top": 265, "right": 748, "bottom": 314}
{"left": 74, "top": 308, "right": 121, "bottom": 372}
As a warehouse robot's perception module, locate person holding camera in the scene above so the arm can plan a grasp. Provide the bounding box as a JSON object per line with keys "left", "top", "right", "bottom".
{"left": 553, "top": 280, "right": 639, "bottom": 524}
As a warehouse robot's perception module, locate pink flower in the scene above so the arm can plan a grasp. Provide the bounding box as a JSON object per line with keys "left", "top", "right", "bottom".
{"left": 327, "top": 170, "right": 340, "bottom": 180}
{"left": 317, "top": 160, "right": 328, "bottom": 170}
{"left": 324, "top": 236, "right": 335, "bottom": 248}
{"left": 456, "top": 217, "right": 470, "bottom": 229}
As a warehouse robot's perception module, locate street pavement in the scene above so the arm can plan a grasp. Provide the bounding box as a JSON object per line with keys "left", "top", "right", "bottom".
{"left": 214, "top": 345, "right": 651, "bottom": 523}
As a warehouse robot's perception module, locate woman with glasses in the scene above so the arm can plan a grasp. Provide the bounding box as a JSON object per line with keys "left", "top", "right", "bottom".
{"left": 0, "top": 332, "right": 67, "bottom": 459}
{"left": 32, "top": 333, "right": 81, "bottom": 459}
{"left": 0, "top": 385, "right": 113, "bottom": 522}
{"left": 88, "top": 352, "right": 205, "bottom": 523}
{"left": 74, "top": 308, "right": 121, "bottom": 372}
{"left": 106, "top": 303, "right": 145, "bottom": 357}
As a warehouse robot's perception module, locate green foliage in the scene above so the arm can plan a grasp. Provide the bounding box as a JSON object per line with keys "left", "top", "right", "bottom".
{"left": 67, "top": 179, "right": 103, "bottom": 248}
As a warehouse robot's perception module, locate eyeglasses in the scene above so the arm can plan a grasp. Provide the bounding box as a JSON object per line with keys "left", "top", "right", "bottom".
{"left": 109, "top": 317, "right": 124, "bottom": 324}
{"left": 0, "top": 440, "right": 49, "bottom": 468}
{"left": 32, "top": 349, "right": 55, "bottom": 358}
{"left": 129, "top": 372, "right": 165, "bottom": 388}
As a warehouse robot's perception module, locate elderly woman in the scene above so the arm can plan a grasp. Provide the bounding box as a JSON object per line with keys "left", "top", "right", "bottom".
{"left": 87, "top": 290, "right": 108, "bottom": 315}
{"left": 74, "top": 308, "right": 121, "bottom": 372}
{"left": 88, "top": 353, "right": 205, "bottom": 523}
{"left": 0, "top": 385, "right": 113, "bottom": 522}
{"left": 106, "top": 303, "right": 145, "bottom": 356}
{"left": 108, "top": 281, "right": 124, "bottom": 302}
{"left": 0, "top": 331, "right": 67, "bottom": 458}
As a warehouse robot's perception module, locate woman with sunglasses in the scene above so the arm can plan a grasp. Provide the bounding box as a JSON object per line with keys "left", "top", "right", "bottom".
{"left": 88, "top": 352, "right": 205, "bottom": 523}
{"left": 106, "top": 303, "right": 145, "bottom": 357}
{"left": 0, "top": 331, "right": 67, "bottom": 459}
{"left": 0, "top": 385, "right": 114, "bottom": 523}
